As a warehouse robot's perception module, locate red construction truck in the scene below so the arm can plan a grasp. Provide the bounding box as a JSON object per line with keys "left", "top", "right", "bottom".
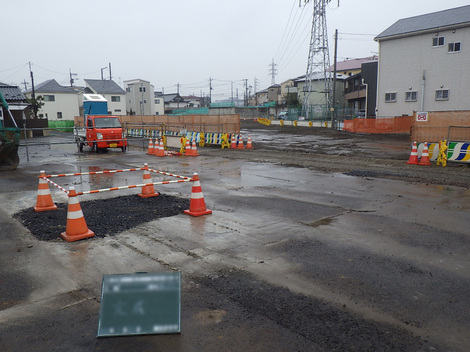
{"left": 75, "top": 115, "right": 127, "bottom": 152}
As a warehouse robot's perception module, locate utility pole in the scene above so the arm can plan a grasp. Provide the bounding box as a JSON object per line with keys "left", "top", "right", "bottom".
{"left": 243, "top": 79, "right": 248, "bottom": 106}
{"left": 268, "top": 59, "right": 277, "bottom": 86}
{"left": 69, "top": 69, "right": 77, "bottom": 87}
{"left": 101, "top": 66, "right": 107, "bottom": 80}
{"left": 29, "top": 62, "right": 35, "bottom": 100}
{"left": 109, "top": 62, "right": 112, "bottom": 80}
{"left": 177, "top": 83, "right": 180, "bottom": 109}
{"left": 22, "top": 80, "right": 29, "bottom": 91}
{"left": 231, "top": 81, "right": 234, "bottom": 105}
{"left": 209, "top": 77, "right": 213, "bottom": 106}
{"left": 331, "top": 28, "right": 338, "bottom": 129}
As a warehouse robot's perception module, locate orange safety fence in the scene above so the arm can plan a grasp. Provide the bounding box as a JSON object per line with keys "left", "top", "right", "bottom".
{"left": 343, "top": 116, "right": 413, "bottom": 134}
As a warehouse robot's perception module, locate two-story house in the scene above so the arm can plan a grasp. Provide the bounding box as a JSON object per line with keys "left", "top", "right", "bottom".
{"left": 84, "top": 79, "right": 126, "bottom": 115}
{"left": 24, "top": 79, "right": 79, "bottom": 121}
{"left": 375, "top": 5, "right": 470, "bottom": 118}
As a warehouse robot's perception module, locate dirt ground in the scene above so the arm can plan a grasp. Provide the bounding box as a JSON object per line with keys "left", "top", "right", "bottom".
{"left": 231, "top": 119, "right": 470, "bottom": 189}
{"left": 2, "top": 120, "right": 470, "bottom": 352}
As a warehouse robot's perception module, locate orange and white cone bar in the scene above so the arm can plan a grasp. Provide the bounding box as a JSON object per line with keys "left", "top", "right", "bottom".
{"left": 60, "top": 187, "right": 94, "bottom": 242}
{"left": 34, "top": 170, "right": 58, "bottom": 212}
{"left": 138, "top": 163, "right": 159, "bottom": 198}
{"left": 184, "top": 173, "right": 212, "bottom": 217}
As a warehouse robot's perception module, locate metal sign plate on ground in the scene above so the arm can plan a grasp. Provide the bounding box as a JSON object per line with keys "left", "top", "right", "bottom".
{"left": 97, "top": 272, "right": 181, "bottom": 337}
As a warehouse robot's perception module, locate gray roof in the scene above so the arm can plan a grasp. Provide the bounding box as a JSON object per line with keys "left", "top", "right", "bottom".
{"left": 84, "top": 79, "right": 125, "bottom": 94}
{"left": 376, "top": 5, "right": 470, "bottom": 40}
{"left": 30, "top": 79, "right": 76, "bottom": 94}
{"left": 0, "top": 83, "right": 26, "bottom": 101}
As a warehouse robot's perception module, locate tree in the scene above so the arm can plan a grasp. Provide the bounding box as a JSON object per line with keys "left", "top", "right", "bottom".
{"left": 284, "top": 92, "right": 300, "bottom": 108}
{"left": 25, "top": 95, "right": 44, "bottom": 119}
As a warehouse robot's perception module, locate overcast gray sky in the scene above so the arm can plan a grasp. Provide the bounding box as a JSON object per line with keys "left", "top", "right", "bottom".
{"left": 1, "top": 0, "right": 469, "bottom": 101}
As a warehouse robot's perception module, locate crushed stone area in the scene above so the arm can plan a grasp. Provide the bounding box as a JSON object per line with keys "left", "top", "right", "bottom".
{"left": 13, "top": 194, "right": 189, "bottom": 241}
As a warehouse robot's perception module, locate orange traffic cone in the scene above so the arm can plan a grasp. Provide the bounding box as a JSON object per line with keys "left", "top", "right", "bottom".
{"left": 406, "top": 141, "right": 419, "bottom": 165}
{"left": 155, "top": 139, "right": 166, "bottom": 157}
{"left": 185, "top": 139, "right": 193, "bottom": 156}
{"left": 418, "top": 142, "right": 431, "bottom": 166}
{"left": 146, "top": 139, "right": 154, "bottom": 155}
{"left": 246, "top": 135, "right": 253, "bottom": 149}
{"left": 34, "top": 171, "right": 58, "bottom": 212}
{"left": 190, "top": 139, "right": 200, "bottom": 156}
{"left": 237, "top": 134, "right": 245, "bottom": 149}
{"left": 60, "top": 187, "right": 94, "bottom": 242}
{"left": 138, "top": 163, "right": 159, "bottom": 198}
{"left": 230, "top": 135, "right": 237, "bottom": 149}
{"left": 184, "top": 173, "right": 212, "bottom": 217}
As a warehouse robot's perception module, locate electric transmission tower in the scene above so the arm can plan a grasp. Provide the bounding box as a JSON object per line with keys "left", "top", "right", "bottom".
{"left": 301, "top": 0, "right": 335, "bottom": 120}
{"left": 269, "top": 59, "right": 277, "bottom": 86}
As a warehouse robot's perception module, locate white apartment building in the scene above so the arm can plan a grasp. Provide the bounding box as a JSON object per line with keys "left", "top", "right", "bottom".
{"left": 124, "top": 79, "right": 156, "bottom": 115}
{"left": 375, "top": 5, "right": 470, "bottom": 118}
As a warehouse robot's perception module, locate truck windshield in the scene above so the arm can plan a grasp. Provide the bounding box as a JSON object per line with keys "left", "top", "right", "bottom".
{"left": 93, "top": 118, "right": 122, "bottom": 128}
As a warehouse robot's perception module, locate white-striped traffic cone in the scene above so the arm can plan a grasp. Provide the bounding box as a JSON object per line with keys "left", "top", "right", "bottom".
{"left": 34, "top": 170, "right": 58, "bottom": 212}
{"left": 138, "top": 163, "right": 159, "bottom": 198}
{"left": 184, "top": 173, "right": 212, "bottom": 216}
{"left": 60, "top": 187, "right": 94, "bottom": 242}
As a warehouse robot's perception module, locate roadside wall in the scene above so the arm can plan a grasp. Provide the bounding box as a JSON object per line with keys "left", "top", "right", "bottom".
{"left": 411, "top": 111, "right": 470, "bottom": 142}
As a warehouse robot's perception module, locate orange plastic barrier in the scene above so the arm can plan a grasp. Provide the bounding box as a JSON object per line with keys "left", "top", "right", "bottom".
{"left": 343, "top": 116, "right": 413, "bottom": 134}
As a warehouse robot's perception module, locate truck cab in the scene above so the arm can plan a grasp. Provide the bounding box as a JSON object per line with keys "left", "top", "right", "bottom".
{"left": 81, "top": 115, "right": 127, "bottom": 152}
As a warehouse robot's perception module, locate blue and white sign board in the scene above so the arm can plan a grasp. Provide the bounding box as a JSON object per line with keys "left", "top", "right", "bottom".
{"left": 97, "top": 272, "right": 181, "bottom": 337}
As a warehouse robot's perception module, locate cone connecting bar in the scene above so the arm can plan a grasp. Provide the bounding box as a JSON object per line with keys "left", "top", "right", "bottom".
{"left": 46, "top": 167, "right": 143, "bottom": 178}
{"left": 77, "top": 178, "right": 191, "bottom": 195}
{"left": 40, "top": 175, "right": 70, "bottom": 194}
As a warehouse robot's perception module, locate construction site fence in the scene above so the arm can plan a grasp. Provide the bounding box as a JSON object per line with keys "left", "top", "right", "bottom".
{"left": 343, "top": 116, "right": 414, "bottom": 134}
{"left": 74, "top": 114, "right": 240, "bottom": 134}
{"left": 410, "top": 111, "right": 470, "bottom": 142}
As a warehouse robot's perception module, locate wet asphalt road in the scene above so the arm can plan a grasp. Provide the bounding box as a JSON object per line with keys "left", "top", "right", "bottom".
{"left": 0, "top": 129, "right": 469, "bottom": 351}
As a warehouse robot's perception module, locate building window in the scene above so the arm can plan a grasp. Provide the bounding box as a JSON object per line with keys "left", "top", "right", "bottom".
{"left": 126, "top": 87, "right": 132, "bottom": 92}
{"left": 405, "top": 91, "right": 417, "bottom": 102}
{"left": 385, "top": 92, "right": 397, "bottom": 103}
{"left": 43, "top": 95, "right": 55, "bottom": 102}
{"left": 435, "top": 89, "right": 449, "bottom": 101}
{"left": 57, "top": 112, "right": 62, "bottom": 119}
{"left": 448, "top": 42, "right": 461, "bottom": 53}
{"left": 139, "top": 86, "right": 146, "bottom": 92}
{"left": 155, "top": 99, "right": 160, "bottom": 104}
{"left": 432, "top": 36, "right": 445, "bottom": 47}
{"left": 111, "top": 96, "right": 120, "bottom": 102}
{"left": 115, "top": 109, "right": 121, "bottom": 113}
